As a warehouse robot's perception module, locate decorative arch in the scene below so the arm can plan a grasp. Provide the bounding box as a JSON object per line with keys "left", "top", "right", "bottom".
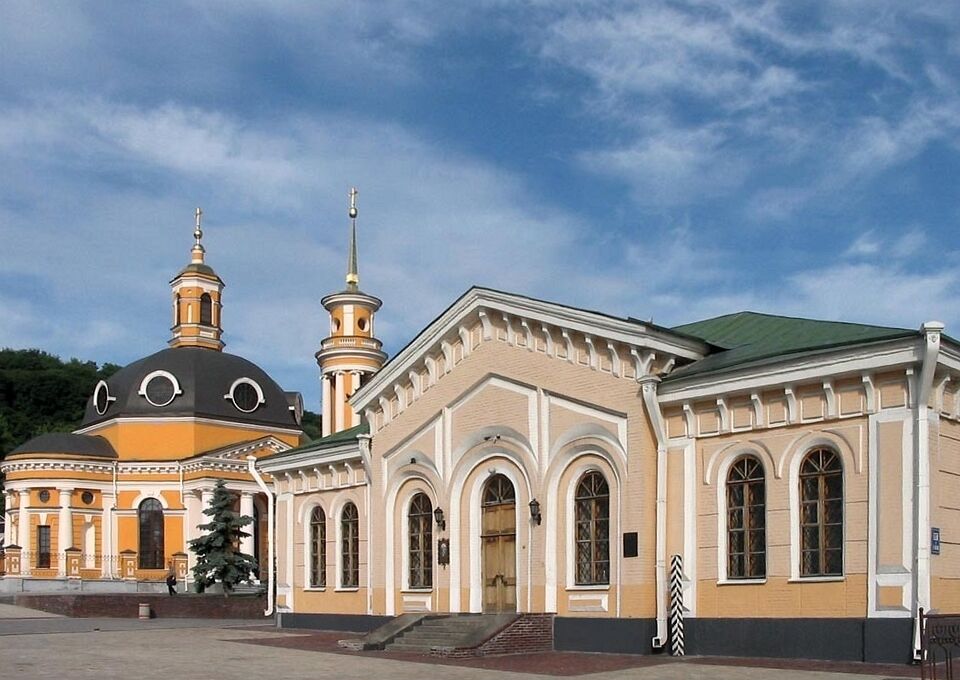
{"left": 129, "top": 491, "right": 170, "bottom": 510}
{"left": 548, "top": 423, "right": 627, "bottom": 465}
{"left": 705, "top": 439, "right": 778, "bottom": 484}
{"left": 716, "top": 453, "right": 767, "bottom": 581}
{"left": 384, "top": 471, "right": 440, "bottom": 615}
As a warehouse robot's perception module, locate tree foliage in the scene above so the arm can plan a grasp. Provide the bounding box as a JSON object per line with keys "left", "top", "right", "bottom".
{"left": 0, "top": 348, "right": 120, "bottom": 459}
{"left": 300, "top": 409, "right": 321, "bottom": 440}
{"left": 188, "top": 479, "right": 258, "bottom": 594}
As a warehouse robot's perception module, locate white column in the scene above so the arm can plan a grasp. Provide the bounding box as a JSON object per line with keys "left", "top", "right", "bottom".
{"left": 239, "top": 492, "right": 255, "bottom": 557}
{"left": 101, "top": 493, "right": 116, "bottom": 578}
{"left": 17, "top": 490, "right": 29, "bottom": 548}
{"left": 57, "top": 488, "right": 74, "bottom": 576}
{"left": 184, "top": 491, "right": 202, "bottom": 577}
{"left": 3, "top": 491, "right": 14, "bottom": 546}
{"left": 334, "top": 371, "right": 345, "bottom": 433}
{"left": 350, "top": 372, "right": 361, "bottom": 427}
{"left": 200, "top": 488, "right": 215, "bottom": 516}
{"left": 321, "top": 374, "right": 332, "bottom": 437}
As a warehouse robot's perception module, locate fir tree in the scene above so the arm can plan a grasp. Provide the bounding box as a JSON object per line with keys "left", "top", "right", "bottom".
{"left": 189, "top": 479, "right": 258, "bottom": 595}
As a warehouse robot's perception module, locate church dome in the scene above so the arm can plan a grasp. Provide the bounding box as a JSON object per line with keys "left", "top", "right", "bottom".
{"left": 81, "top": 346, "right": 300, "bottom": 430}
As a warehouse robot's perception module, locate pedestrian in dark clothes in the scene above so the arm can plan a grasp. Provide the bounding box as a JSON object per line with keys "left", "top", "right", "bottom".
{"left": 166, "top": 569, "right": 177, "bottom": 596}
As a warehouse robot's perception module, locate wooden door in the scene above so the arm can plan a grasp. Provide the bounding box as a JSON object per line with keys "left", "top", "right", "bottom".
{"left": 481, "top": 474, "right": 517, "bottom": 612}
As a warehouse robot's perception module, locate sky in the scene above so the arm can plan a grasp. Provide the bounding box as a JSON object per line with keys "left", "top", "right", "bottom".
{"left": 1, "top": 1, "right": 959, "bottom": 410}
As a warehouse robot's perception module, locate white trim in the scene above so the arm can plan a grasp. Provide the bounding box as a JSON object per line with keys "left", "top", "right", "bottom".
{"left": 659, "top": 341, "right": 922, "bottom": 403}
{"left": 93, "top": 380, "right": 116, "bottom": 416}
{"left": 138, "top": 370, "right": 183, "bottom": 407}
{"left": 352, "top": 287, "right": 708, "bottom": 413}
{"left": 715, "top": 447, "right": 771, "bottom": 584}
{"left": 76, "top": 415, "right": 303, "bottom": 437}
{"left": 787, "top": 439, "right": 848, "bottom": 581}
{"left": 224, "top": 377, "right": 266, "bottom": 413}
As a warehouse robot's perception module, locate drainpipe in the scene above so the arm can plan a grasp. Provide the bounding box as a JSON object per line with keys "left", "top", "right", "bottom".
{"left": 247, "top": 456, "right": 275, "bottom": 617}
{"left": 639, "top": 375, "right": 668, "bottom": 650}
{"left": 913, "top": 321, "right": 943, "bottom": 656}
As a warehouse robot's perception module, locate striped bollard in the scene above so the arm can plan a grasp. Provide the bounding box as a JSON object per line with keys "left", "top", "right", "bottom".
{"left": 669, "top": 554, "right": 685, "bottom": 656}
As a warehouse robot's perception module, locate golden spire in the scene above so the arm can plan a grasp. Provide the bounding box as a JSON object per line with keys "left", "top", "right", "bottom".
{"left": 191, "top": 207, "right": 205, "bottom": 264}
{"left": 346, "top": 187, "right": 359, "bottom": 291}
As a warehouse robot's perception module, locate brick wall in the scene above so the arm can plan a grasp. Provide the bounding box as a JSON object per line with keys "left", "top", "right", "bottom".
{"left": 432, "top": 614, "right": 554, "bottom": 658}
{"left": 14, "top": 593, "right": 269, "bottom": 619}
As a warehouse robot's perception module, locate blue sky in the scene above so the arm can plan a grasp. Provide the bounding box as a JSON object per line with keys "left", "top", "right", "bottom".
{"left": 1, "top": 1, "right": 959, "bottom": 410}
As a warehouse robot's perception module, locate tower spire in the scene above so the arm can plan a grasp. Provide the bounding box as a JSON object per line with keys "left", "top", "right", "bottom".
{"left": 346, "top": 187, "right": 359, "bottom": 291}
{"left": 191, "top": 207, "right": 205, "bottom": 264}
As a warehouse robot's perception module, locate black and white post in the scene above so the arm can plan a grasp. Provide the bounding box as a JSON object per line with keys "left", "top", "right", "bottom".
{"left": 669, "top": 553, "right": 685, "bottom": 656}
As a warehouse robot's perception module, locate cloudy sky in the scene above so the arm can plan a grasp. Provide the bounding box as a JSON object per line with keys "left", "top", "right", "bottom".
{"left": 2, "top": 1, "right": 959, "bottom": 409}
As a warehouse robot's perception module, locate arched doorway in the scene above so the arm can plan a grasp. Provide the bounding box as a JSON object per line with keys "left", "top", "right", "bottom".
{"left": 481, "top": 474, "right": 517, "bottom": 612}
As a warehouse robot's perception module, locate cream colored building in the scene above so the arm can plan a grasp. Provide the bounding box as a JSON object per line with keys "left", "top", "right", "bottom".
{"left": 258, "top": 199, "right": 960, "bottom": 663}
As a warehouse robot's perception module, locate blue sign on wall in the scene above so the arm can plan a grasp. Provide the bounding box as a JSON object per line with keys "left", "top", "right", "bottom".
{"left": 932, "top": 527, "right": 941, "bottom": 556}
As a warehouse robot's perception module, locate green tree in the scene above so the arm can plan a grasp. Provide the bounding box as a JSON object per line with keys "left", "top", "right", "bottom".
{"left": 188, "top": 479, "right": 258, "bottom": 595}
{"left": 300, "top": 409, "right": 321, "bottom": 440}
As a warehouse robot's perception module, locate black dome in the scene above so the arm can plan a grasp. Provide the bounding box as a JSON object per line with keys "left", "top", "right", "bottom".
{"left": 82, "top": 347, "right": 301, "bottom": 430}
{"left": 8, "top": 433, "right": 117, "bottom": 459}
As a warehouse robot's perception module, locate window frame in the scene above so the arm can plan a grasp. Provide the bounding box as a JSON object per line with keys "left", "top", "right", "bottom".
{"left": 138, "top": 498, "right": 165, "bottom": 569}
{"left": 573, "top": 471, "right": 610, "bottom": 586}
{"left": 309, "top": 506, "right": 326, "bottom": 589}
{"left": 340, "top": 501, "right": 360, "bottom": 589}
{"left": 200, "top": 293, "right": 213, "bottom": 325}
{"left": 37, "top": 525, "right": 52, "bottom": 568}
{"left": 798, "top": 447, "right": 844, "bottom": 578}
{"left": 407, "top": 492, "right": 433, "bottom": 590}
{"left": 725, "top": 455, "right": 767, "bottom": 580}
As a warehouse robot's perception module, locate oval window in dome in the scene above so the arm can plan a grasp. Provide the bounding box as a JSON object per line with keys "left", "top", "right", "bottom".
{"left": 139, "top": 370, "right": 182, "bottom": 407}
{"left": 93, "top": 380, "right": 114, "bottom": 415}
{"left": 226, "top": 378, "right": 264, "bottom": 413}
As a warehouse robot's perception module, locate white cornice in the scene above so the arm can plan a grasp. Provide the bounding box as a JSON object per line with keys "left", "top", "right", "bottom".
{"left": 74, "top": 415, "right": 302, "bottom": 436}
{"left": 658, "top": 338, "right": 922, "bottom": 404}
{"left": 351, "top": 287, "right": 709, "bottom": 412}
{"left": 259, "top": 443, "right": 361, "bottom": 473}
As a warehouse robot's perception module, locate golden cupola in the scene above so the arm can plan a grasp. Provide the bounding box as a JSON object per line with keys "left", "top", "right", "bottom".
{"left": 315, "top": 188, "right": 387, "bottom": 436}
{"left": 169, "top": 208, "right": 225, "bottom": 351}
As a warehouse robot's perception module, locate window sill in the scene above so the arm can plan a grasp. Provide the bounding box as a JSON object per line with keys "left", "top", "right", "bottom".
{"left": 565, "top": 584, "right": 611, "bottom": 592}
{"left": 401, "top": 588, "right": 433, "bottom": 594}
{"left": 335, "top": 587, "right": 360, "bottom": 592}
{"left": 788, "top": 576, "right": 845, "bottom": 583}
{"left": 303, "top": 587, "right": 326, "bottom": 592}
{"left": 717, "top": 578, "right": 766, "bottom": 586}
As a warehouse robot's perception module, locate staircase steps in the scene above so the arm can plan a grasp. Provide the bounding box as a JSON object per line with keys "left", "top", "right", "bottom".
{"left": 383, "top": 614, "right": 513, "bottom": 653}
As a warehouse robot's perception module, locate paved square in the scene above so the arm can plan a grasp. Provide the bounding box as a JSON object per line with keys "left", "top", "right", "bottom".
{"left": 0, "top": 613, "right": 918, "bottom": 680}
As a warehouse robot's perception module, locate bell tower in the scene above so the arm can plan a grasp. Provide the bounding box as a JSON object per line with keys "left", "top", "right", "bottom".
{"left": 315, "top": 188, "right": 386, "bottom": 436}
{"left": 169, "top": 207, "right": 225, "bottom": 351}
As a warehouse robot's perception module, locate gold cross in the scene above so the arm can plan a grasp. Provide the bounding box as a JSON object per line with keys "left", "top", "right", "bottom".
{"left": 195, "top": 207, "right": 203, "bottom": 229}
{"left": 349, "top": 187, "right": 358, "bottom": 218}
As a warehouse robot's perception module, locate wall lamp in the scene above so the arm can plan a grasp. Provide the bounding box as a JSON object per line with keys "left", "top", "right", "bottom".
{"left": 433, "top": 506, "right": 446, "bottom": 531}
{"left": 529, "top": 498, "right": 542, "bottom": 526}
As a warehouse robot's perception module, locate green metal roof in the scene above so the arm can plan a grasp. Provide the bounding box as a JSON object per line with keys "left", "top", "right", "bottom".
{"left": 665, "top": 311, "right": 917, "bottom": 381}
{"left": 263, "top": 422, "right": 369, "bottom": 460}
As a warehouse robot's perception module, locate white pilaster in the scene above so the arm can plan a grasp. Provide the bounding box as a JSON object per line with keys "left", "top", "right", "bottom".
{"left": 184, "top": 490, "right": 201, "bottom": 577}
{"left": 101, "top": 493, "right": 116, "bottom": 578}
{"left": 239, "top": 492, "right": 255, "bottom": 557}
{"left": 57, "top": 488, "right": 74, "bottom": 576}
{"left": 17, "top": 490, "right": 29, "bottom": 552}
{"left": 321, "top": 374, "right": 332, "bottom": 437}
{"left": 3, "top": 491, "right": 14, "bottom": 546}
{"left": 351, "top": 371, "right": 361, "bottom": 427}
{"left": 334, "top": 371, "right": 345, "bottom": 432}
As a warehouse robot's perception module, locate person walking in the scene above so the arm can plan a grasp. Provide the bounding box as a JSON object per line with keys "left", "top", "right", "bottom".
{"left": 165, "top": 568, "right": 177, "bottom": 596}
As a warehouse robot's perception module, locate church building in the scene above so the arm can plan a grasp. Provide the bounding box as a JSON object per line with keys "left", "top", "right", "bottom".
{"left": 2, "top": 192, "right": 959, "bottom": 664}
{"left": 1, "top": 209, "right": 304, "bottom": 588}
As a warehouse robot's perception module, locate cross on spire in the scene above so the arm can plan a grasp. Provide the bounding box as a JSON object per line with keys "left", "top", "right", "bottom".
{"left": 191, "top": 206, "right": 205, "bottom": 263}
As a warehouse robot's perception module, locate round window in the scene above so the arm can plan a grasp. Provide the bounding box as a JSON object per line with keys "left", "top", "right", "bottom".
{"left": 144, "top": 374, "right": 177, "bottom": 407}
{"left": 357, "top": 317, "right": 368, "bottom": 332}
{"left": 93, "top": 380, "right": 111, "bottom": 415}
{"left": 38, "top": 490, "right": 50, "bottom": 503}
{"left": 81, "top": 491, "right": 94, "bottom": 505}
{"left": 231, "top": 380, "right": 261, "bottom": 413}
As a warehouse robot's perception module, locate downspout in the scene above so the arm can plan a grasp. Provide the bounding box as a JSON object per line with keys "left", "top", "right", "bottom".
{"left": 913, "top": 321, "right": 943, "bottom": 656}
{"left": 639, "top": 375, "right": 668, "bottom": 650}
{"left": 247, "top": 456, "right": 275, "bottom": 617}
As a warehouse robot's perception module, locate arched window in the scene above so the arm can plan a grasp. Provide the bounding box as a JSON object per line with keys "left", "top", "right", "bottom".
{"left": 341, "top": 502, "right": 359, "bottom": 587}
{"left": 727, "top": 456, "right": 766, "bottom": 579}
{"left": 408, "top": 493, "right": 433, "bottom": 589}
{"left": 175, "top": 293, "right": 182, "bottom": 325}
{"left": 200, "top": 293, "right": 213, "bottom": 325}
{"left": 575, "top": 471, "right": 610, "bottom": 585}
{"left": 800, "top": 448, "right": 843, "bottom": 577}
{"left": 309, "top": 506, "right": 326, "bottom": 588}
{"left": 138, "top": 498, "right": 164, "bottom": 569}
